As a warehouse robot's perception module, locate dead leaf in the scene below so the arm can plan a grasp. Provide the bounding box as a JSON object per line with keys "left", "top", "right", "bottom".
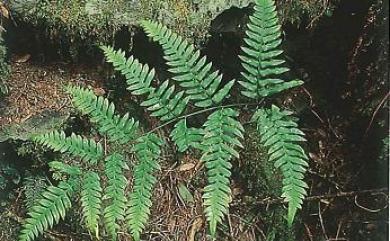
{"left": 93, "top": 87, "right": 106, "bottom": 96}
{"left": 232, "top": 187, "right": 243, "bottom": 196}
{"left": 12, "top": 54, "right": 31, "bottom": 63}
{"left": 0, "top": 4, "right": 9, "bottom": 19}
{"left": 178, "top": 162, "right": 196, "bottom": 172}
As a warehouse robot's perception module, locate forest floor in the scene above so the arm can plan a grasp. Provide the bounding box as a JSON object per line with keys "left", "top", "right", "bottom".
{"left": 0, "top": 56, "right": 388, "bottom": 241}
{"left": 0, "top": 0, "right": 388, "bottom": 238}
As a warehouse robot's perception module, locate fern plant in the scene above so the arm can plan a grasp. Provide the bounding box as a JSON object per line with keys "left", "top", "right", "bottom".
{"left": 239, "top": 0, "right": 303, "bottom": 99}
{"left": 20, "top": 0, "right": 309, "bottom": 240}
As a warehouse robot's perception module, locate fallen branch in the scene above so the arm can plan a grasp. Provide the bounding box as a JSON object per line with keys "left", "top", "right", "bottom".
{"left": 233, "top": 187, "right": 388, "bottom": 206}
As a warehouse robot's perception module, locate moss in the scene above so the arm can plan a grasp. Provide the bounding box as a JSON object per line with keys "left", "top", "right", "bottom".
{"left": 0, "top": 110, "right": 70, "bottom": 142}
{"left": 0, "top": 29, "right": 10, "bottom": 95}
{"left": 277, "top": 0, "right": 338, "bottom": 27}
{"left": 9, "top": 0, "right": 339, "bottom": 50}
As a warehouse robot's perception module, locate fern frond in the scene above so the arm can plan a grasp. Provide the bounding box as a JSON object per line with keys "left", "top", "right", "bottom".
{"left": 103, "top": 153, "right": 128, "bottom": 240}
{"left": 141, "top": 80, "right": 190, "bottom": 121}
{"left": 34, "top": 131, "right": 103, "bottom": 165}
{"left": 19, "top": 180, "right": 76, "bottom": 241}
{"left": 253, "top": 105, "right": 308, "bottom": 226}
{"left": 201, "top": 108, "right": 244, "bottom": 238}
{"left": 102, "top": 46, "right": 189, "bottom": 121}
{"left": 81, "top": 171, "right": 102, "bottom": 238}
{"left": 49, "top": 161, "right": 81, "bottom": 176}
{"left": 102, "top": 46, "right": 154, "bottom": 96}
{"left": 126, "top": 134, "right": 163, "bottom": 241}
{"left": 66, "top": 85, "right": 139, "bottom": 144}
{"left": 141, "top": 20, "right": 235, "bottom": 108}
{"left": 239, "top": 0, "right": 303, "bottom": 99}
{"left": 170, "top": 119, "right": 204, "bottom": 152}
{"left": 23, "top": 175, "right": 47, "bottom": 210}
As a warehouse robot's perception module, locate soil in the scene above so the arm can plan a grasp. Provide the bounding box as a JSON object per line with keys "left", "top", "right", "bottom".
{"left": 0, "top": 60, "right": 104, "bottom": 126}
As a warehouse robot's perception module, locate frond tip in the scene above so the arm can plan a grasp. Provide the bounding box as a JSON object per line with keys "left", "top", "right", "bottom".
{"left": 103, "top": 153, "right": 128, "bottom": 240}
{"left": 253, "top": 105, "right": 309, "bottom": 226}
{"left": 101, "top": 45, "right": 154, "bottom": 96}
{"left": 66, "top": 85, "right": 139, "bottom": 144}
{"left": 201, "top": 108, "right": 244, "bottom": 238}
{"left": 141, "top": 20, "right": 235, "bottom": 107}
{"left": 81, "top": 171, "right": 102, "bottom": 238}
{"left": 101, "top": 46, "right": 189, "bottom": 121}
{"left": 239, "top": 0, "right": 303, "bottom": 99}
{"left": 126, "top": 134, "right": 163, "bottom": 241}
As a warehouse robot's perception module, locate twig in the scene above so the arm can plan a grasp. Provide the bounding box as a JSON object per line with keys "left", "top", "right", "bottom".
{"left": 318, "top": 202, "right": 329, "bottom": 240}
{"left": 227, "top": 214, "right": 234, "bottom": 240}
{"left": 335, "top": 218, "right": 344, "bottom": 240}
{"left": 304, "top": 223, "right": 314, "bottom": 241}
{"left": 354, "top": 193, "right": 389, "bottom": 213}
{"left": 232, "top": 187, "right": 388, "bottom": 206}
{"left": 364, "top": 90, "right": 390, "bottom": 136}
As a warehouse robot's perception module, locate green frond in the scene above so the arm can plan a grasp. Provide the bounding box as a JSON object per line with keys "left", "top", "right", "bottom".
{"left": 239, "top": 0, "right": 303, "bottom": 99}
{"left": 141, "top": 80, "right": 190, "bottom": 121}
{"left": 66, "top": 85, "right": 139, "bottom": 144}
{"left": 81, "top": 171, "right": 102, "bottom": 238}
{"left": 141, "top": 20, "right": 235, "bottom": 108}
{"left": 48, "top": 161, "right": 81, "bottom": 176}
{"left": 170, "top": 119, "right": 204, "bottom": 152}
{"left": 102, "top": 46, "right": 189, "bottom": 121}
{"left": 103, "top": 153, "right": 128, "bottom": 240}
{"left": 34, "top": 131, "right": 103, "bottom": 165}
{"left": 253, "top": 105, "right": 308, "bottom": 226}
{"left": 201, "top": 108, "right": 244, "bottom": 238}
{"left": 126, "top": 134, "right": 163, "bottom": 241}
{"left": 19, "top": 180, "right": 76, "bottom": 241}
{"left": 102, "top": 46, "right": 154, "bottom": 96}
{"left": 23, "top": 176, "right": 47, "bottom": 210}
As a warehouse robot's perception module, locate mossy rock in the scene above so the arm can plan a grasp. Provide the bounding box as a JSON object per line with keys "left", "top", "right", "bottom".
{"left": 9, "top": 0, "right": 339, "bottom": 48}
{"left": 0, "top": 110, "right": 70, "bottom": 142}
{"left": 0, "top": 29, "right": 10, "bottom": 96}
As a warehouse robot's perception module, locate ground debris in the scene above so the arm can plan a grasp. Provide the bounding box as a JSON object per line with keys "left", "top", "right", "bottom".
{"left": 0, "top": 61, "right": 104, "bottom": 127}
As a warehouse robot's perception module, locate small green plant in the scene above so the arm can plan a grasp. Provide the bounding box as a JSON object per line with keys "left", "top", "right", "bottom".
{"left": 19, "top": 0, "right": 309, "bottom": 240}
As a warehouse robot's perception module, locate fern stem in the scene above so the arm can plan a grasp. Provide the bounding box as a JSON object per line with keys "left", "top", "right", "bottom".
{"left": 146, "top": 101, "right": 264, "bottom": 135}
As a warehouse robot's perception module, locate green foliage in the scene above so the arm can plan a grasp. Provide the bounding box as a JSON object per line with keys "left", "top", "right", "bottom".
{"left": 103, "top": 153, "right": 128, "bottom": 240}
{"left": 21, "top": 0, "right": 310, "bottom": 239}
{"left": 23, "top": 175, "right": 47, "bottom": 210}
{"left": 126, "top": 134, "right": 163, "bottom": 241}
{"left": 253, "top": 105, "right": 308, "bottom": 226}
{"left": 33, "top": 131, "right": 103, "bottom": 164}
{"left": 141, "top": 20, "right": 235, "bottom": 107}
{"left": 19, "top": 180, "right": 77, "bottom": 241}
{"left": 21, "top": 84, "right": 164, "bottom": 241}
{"left": 66, "top": 85, "right": 139, "bottom": 144}
{"left": 81, "top": 171, "right": 102, "bottom": 238}
{"left": 170, "top": 119, "right": 204, "bottom": 152}
{"left": 239, "top": 0, "right": 303, "bottom": 99}
{"left": 49, "top": 161, "right": 81, "bottom": 176}
{"left": 201, "top": 108, "right": 244, "bottom": 237}
{"left": 102, "top": 46, "right": 189, "bottom": 121}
